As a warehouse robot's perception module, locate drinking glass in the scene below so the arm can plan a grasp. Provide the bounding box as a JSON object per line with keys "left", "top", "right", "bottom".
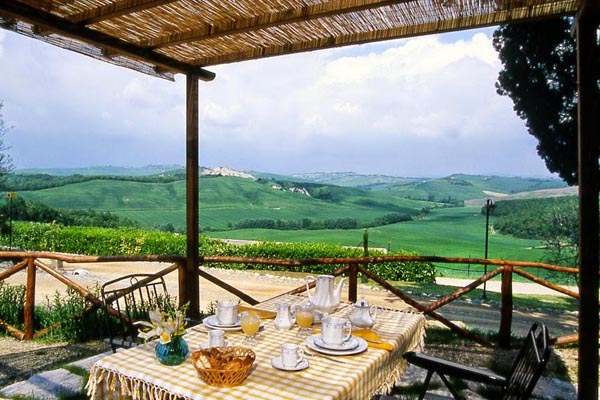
{"left": 240, "top": 312, "right": 261, "bottom": 345}
{"left": 295, "top": 303, "right": 314, "bottom": 336}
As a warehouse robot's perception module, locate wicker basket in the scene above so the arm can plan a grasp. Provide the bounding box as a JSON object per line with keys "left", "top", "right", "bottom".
{"left": 191, "top": 346, "right": 256, "bottom": 387}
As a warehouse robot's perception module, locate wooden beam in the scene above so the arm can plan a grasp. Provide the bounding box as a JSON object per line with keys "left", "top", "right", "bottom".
{"left": 144, "top": 0, "right": 406, "bottom": 48}
{"left": 576, "top": 14, "right": 599, "bottom": 400}
{"left": 69, "top": 0, "right": 178, "bottom": 25}
{"left": 182, "top": 73, "right": 201, "bottom": 319}
{"left": 31, "top": 24, "right": 51, "bottom": 36}
{"left": 0, "top": 0, "right": 215, "bottom": 81}
{"left": 187, "top": 9, "right": 579, "bottom": 67}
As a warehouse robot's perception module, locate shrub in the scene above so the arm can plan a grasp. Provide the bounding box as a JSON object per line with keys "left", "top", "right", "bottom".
{"left": 0, "top": 281, "right": 25, "bottom": 327}
{"left": 1, "top": 222, "right": 436, "bottom": 283}
{"left": 34, "top": 285, "right": 108, "bottom": 342}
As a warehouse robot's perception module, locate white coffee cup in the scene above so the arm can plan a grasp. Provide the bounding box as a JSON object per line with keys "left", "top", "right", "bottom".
{"left": 321, "top": 316, "right": 352, "bottom": 346}
{"left": 216, "top": 300, "right": 238, "bottom": 326}
{"left": 208, "top": 329, "right": 225, "bottom": 347}
{"left": 281, "top": 343, "right": 304, "bottom": 368}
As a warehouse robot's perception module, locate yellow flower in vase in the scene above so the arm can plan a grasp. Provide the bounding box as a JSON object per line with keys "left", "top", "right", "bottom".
{"left": 135, "top": 302, "right": 189, "bottom": 343}
{"left": 159, "top": 331, "right": 172, "bottom": 344}
{"left": 134, "top": 302, "right": 190, "bottom": 365}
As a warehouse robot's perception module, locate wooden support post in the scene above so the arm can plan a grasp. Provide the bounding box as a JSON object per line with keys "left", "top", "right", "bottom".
{"left": 348, "top": 262, "right": 358, "bottom": 303}
{"left": 576, "top": 7, "right": 600, "bottom": 398}
{"left": 183, "top": 73, "right": 201, "bottom": 319}
{"left": 499, "top": 265, "right": 513, "bottom": 348}
{"left": 24, "top": 257, "right": 35, "bottom": 340}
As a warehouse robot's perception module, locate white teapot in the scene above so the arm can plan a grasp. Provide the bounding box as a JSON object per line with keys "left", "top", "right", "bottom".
{"left": 306, "top": 275, "right": 346, "bottom": 314}
{"left": 347, "top": 297, "right": 377, "bottom": 328}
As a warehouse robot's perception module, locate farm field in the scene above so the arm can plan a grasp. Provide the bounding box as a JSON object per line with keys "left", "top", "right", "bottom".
{"left": 13, "top": 176, "right": 435, "bottom": 231}
{"left": 5, "top": 169, "right": 568, "bottom": 280}
{"left": 208, "top": 205, "right": 548, "bottom": 278}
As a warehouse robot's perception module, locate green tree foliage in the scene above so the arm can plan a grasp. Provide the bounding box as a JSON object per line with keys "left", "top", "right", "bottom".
{"left": 493, "top": 18, "right": 600, "bottom": 185}
{"left": 490, "top": 197, "right": 576, "bottom": 239}
{"left": 541, "top": 202, "right": 579, "bottom": 266}
{"left": 0, "top": 196, "right": 138, "bottom": 228}
{"left": 232, "top": 213, "right": 414, "bottom": 231}
{"left": 0, "top": 102, "right": 15, "bottom": 236}
{"left": 4, "top": 171, "right": 186, "bottom": 191}
{"left": 491, "top": 196, "right": 582, "bottom": 266}
{"left": 0, "top": 102, "right": 14, "bottom": 187}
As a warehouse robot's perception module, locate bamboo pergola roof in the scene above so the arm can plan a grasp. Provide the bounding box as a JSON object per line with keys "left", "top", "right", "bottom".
{"left": 0, "top": 0, "right": 582, "bottom": 81}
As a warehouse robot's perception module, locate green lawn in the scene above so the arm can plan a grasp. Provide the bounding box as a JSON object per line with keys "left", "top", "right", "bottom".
{"left": 208, "top": 206, "right": 550, "bottom": 279}
{"left": 209, "top": 206, "right": 544, "bottom": 259}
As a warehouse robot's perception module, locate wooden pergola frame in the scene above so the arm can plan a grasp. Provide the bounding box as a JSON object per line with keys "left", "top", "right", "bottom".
{"left": 0, "top": 0, "right": 598, "bottom": 397}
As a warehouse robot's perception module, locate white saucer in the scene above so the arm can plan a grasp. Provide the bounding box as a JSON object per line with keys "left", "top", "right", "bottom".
{"left": 306, "top": 335, "right": 368, "bottom": 356}
{"left": 198, "top": 341, "right": 233, "bottom": 349}
{"left": 314, "top": 335, "right": 359, "bottom": 351}
{"left": 271, "top": 356, "right": 309, "bottom": 371}
{"left": 203, "top": 315, "right": 242, "bottom": 331}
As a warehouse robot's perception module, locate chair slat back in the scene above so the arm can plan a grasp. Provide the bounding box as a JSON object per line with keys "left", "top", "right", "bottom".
{"left": 502, "top": 323, "right": 551, "bottom": 400}
{"left": 101, "top": 273, "right": 169, "bottom": 351}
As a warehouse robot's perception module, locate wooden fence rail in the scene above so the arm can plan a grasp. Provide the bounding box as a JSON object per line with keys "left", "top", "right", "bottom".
{"left": 0, "top": 251, "right": 592, "bottom": 348}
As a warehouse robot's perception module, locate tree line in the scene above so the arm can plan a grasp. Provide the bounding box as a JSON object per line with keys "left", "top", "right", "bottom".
{"left": 0, "top": 196, "right": 138, "bottom": 234}
{"left": 487, "top": 196, "right": 581, "bottom": 266}
{"left": 4, "top": 171, "right": 186, "bottom": 191}
{"left": 228, "top": 211, "right": 419, "bottom": 232}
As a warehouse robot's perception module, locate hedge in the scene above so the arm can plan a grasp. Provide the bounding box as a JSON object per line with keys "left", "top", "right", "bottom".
{"left": 1, "top": 222, "right": 435, "bottom": 283}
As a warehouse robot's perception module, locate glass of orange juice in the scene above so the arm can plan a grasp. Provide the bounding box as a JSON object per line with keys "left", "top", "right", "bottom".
{"left": 240, "top": 312, "right": 261, "bottom": 345}
{"left": 295, "top": 303, "right": 314, "bottom": 336}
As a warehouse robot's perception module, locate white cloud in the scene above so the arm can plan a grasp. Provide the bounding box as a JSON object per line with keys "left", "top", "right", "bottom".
{"left": 0, "top": 29, "right": 552, "bottom": 177}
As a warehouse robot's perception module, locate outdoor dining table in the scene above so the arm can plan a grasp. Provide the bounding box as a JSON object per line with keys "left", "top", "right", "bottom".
{"left": 86, "top": 294, "right": 425, "bottom": 400}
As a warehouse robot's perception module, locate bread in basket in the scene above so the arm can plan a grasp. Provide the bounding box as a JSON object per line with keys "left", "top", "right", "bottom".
{"left": 191, "top": 346, "right": 255, "bottom": 387}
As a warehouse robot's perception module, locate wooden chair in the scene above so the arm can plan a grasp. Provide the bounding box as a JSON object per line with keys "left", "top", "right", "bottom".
{"left": 403, "top": 323, "right": 551, "bottom": 400}
{"left": 101, "top": 273, "right": 169, "bottom": 352}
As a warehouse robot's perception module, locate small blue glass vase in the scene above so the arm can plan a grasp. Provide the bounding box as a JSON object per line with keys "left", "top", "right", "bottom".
{"left": 155, "top": 336, "right": 189, "bottom": 366}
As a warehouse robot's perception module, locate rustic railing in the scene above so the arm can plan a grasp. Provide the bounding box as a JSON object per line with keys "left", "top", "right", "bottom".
{"left": 0, "top": 251, "right": 588, "bottom": 348}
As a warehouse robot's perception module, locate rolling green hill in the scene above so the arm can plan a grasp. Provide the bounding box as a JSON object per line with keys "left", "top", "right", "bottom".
{"left": 2, "top": 168, "right": 573, "bottom": 268}
{"left": 10, "top": 175, "right": 435, "bottom": 231}
{"left": 4, "top": 170, "right": 568, "bottom": 233}
{"left": 381, "top": 174, "right": 567, "bottom": 202}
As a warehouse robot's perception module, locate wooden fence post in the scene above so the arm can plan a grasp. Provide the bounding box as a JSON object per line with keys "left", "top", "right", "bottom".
{"left": 348, "top": 262, "right": 358, "bottom": 303}
{"left": 24, "top": 257, "right": 36, "bottom": 340}
{"left": 499, "top": 265, "right": 513, "bottom": 348}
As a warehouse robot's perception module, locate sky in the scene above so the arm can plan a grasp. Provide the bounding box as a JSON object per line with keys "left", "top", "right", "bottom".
{"left": 0, "top": 27, "right": 557, "bottom": 179}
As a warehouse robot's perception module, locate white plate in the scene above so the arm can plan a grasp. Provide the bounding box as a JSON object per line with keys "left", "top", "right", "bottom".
{"left": 271, "top": 356, "right": 309, "bottom": 371}
{"left": 306, "top": 335, "right": 368, "bottom": 356}
{"left": 313, "top": 335, "right": 359, "bottom": 351}
{"left": 203, "top": 315, "right": 242, "bottom": 331}
{"left": 198, "top": 341, "right": 233, "bottom": 349}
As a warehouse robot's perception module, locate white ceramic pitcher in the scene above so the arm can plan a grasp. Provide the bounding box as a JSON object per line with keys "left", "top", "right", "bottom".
{"left": 273, "top": 302, "right": 295, "bottom": 330}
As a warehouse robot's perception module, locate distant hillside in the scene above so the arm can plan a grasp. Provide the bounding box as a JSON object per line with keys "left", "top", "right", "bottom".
{"left": 7, "top": 175, "right": 435, "bottom": 231}
{"left": 3, "top": 167, "right": 569, "bottom": 232}
{"left": 288, "top": 171, "right": 420, "bottom": 189}
{"left": 381, "top": 174, "right": 567, "bottom": 203}
{"left": 16, "top": 165, "right": 183, "bottom": 176}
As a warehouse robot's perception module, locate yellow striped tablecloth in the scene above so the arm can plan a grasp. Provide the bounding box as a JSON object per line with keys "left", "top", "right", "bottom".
{"left": 87, "top": 295, "right": 425, "bottom": 400}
